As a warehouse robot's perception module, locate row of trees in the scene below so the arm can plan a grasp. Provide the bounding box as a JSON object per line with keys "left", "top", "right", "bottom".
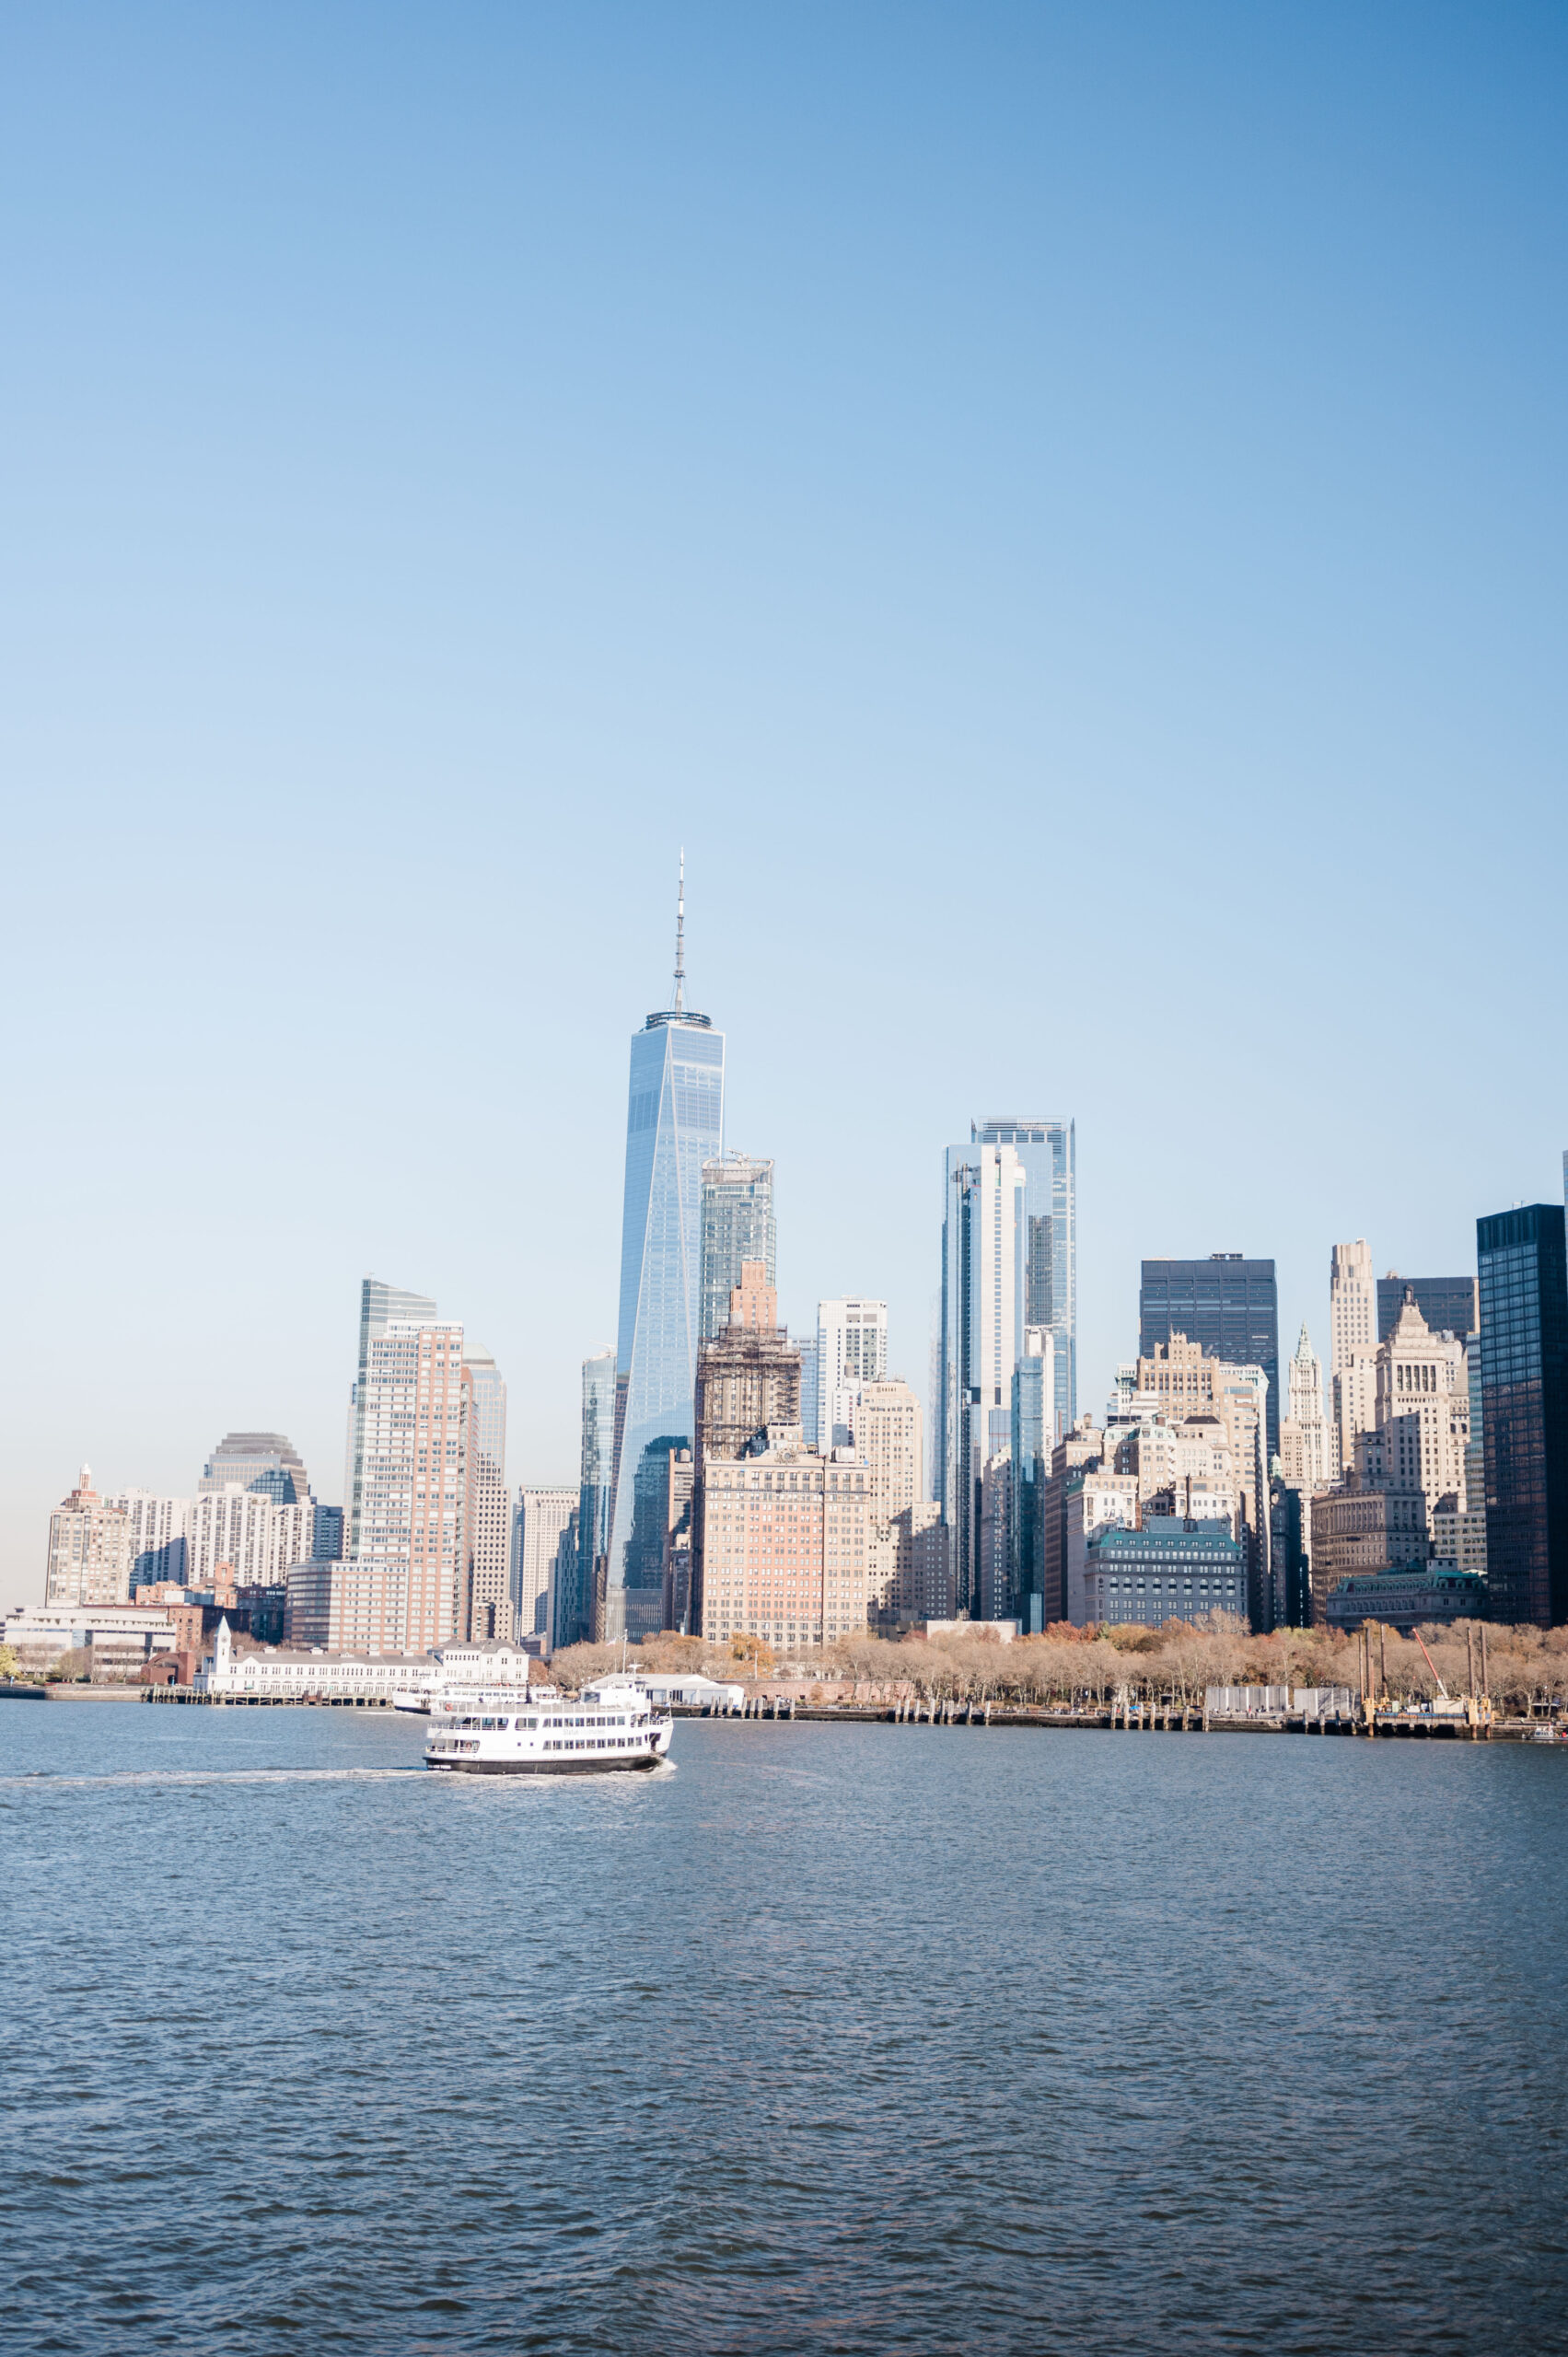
{"left": 550, "top": 1618, "right": 1568, "bottom": 1718}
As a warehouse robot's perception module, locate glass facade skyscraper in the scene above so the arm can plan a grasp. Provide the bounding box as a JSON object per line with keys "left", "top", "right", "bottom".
{"left": 1478, "top": 1203, "right": 1568, "bottom": 1627}
{"left": 940, "top": 1140, "right": 1028, "bottom": 1618}
{"left": 344, "top": 1276, "right": 437, "bottom": 1562}
{"left": 699, "top": 1155, "right": 775, "bottom": 1342}
{"left": 1011, "top": 1333, "right": 1053, "bottom": 1631}
{"left": 1376, "top": 1275, "right": 1478, "bottom": 1345}
{"left": 1139, "top": 1255, "right": 1281, "bottom": 1460}
{"left": 556, "top": 1350, "right": 616, "bottom": 1649}
{"left": 607, "top": 884, "right": 726, "bottom": 1640}
{"left": 970, "top": 1119, "right": 1076, "bottom": 1438}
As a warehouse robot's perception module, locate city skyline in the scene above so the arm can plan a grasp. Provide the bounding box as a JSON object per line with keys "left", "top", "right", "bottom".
{"left": 4, "top": 9, "right": 1565, "bottom": 1602}
{"left": 7, "top": 917, "right": 1561, "bottom": 1612}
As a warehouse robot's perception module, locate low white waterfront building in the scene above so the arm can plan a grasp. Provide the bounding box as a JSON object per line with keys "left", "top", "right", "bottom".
{"left": 434, "top": 1638, "right": 537, "bottom": 1688}
{"left": 624, "top": 1671, "right": 745, "bottom": 1711}
{"left": 193, "top": 1620, "right": 444, "bottom": 1703}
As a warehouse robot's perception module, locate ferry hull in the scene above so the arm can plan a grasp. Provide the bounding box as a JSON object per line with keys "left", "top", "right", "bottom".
{"left": 424, "top": 1751, "right": 664, "bottom": 1776}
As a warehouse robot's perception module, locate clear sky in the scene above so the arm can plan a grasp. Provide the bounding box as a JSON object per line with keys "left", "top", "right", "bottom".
{"left": 3, "top": 2, "right": 1564, "bottom": 1602}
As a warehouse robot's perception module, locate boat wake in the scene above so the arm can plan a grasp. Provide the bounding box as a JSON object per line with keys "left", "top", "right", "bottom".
{"left": 0, "top": 1767, "right": 427, "bottom": 1790}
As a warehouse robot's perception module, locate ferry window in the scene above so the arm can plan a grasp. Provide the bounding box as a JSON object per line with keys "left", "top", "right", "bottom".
{"left": 481, "top": 1717, "right": 495, "bottom": 1729}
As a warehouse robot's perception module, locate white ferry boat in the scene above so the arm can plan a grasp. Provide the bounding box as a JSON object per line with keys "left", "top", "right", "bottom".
{"left": 423, "top": 1675, "right": 673, "bottom": 1776}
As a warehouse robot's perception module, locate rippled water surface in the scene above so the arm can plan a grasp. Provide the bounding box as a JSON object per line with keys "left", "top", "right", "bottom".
{"left": 4, "top": 1701, "right": 1567, "bottom": 2354}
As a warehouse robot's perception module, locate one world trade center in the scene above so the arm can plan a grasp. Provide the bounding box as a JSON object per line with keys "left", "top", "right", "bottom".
{"left": 605, "top": 862, "right": 725, "bottom": 1639}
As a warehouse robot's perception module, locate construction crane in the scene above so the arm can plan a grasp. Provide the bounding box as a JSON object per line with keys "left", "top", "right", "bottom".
{"left": 1411, "top": 1625, "right": 1450, "bottom": 1701}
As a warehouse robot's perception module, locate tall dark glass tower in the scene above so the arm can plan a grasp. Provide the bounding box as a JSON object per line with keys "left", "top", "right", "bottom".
{"left": 1376, "top": 1274, "right": 1478, "bottom": 1343}
{"left": 1477, "top": 1203, "right": 1568, "bottom": 1628}
{"left": 607, "top": 864, "right": 725, "bottom": 1640}
{"left": 1139, "top": 1254, "right": 1281, "bottom": 1459}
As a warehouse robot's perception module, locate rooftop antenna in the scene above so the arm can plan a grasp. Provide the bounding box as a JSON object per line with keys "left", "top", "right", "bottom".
{"left": 673, "top": 848, "right": 686, "bottom": 1016}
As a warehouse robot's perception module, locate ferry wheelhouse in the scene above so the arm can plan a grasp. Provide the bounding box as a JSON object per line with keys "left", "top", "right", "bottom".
{"left": 423, "top": 1675, "right": 673, "bottom": 1776}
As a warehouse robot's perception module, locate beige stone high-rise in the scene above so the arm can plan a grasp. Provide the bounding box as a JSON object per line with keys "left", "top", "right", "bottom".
{"left": 1366, "top": 1292, "right": 1469, "bottom": 1519}
{"left": 855, "top": 1378, "right": 924, "bottom": 1626}
{"left": 45, "top": 1467, "right": 132, "bottom": 1608}
{"left": 698, "top": 1434, "right": 872, "bottom": 1651}
{"left": 338, "top": 1319, "right": 469, "bottom": 1656}
{"left": 1306, "top": 1291, "right": 1469, "bottom": 1621}
{"left": 691, "top": 1262, "right": 803, "bottom": 1632}
{"left": 461, "top": 1346, "right": 508, "bottom": 1641}
{"left": 1330, "top": 1240, "right": 1376, "bottom": 1473}
{"left": 1281, "top": 1324, "right": 1331, "bottom": 1493}
{"left": 514, "top": 1486, "right": 577, "bottom": 1643}
{"left": 855, "top": 1381, "right": 922, "bottom": 1523}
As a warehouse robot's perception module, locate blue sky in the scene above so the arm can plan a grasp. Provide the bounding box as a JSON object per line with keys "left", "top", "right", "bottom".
{"left": 3, "top": 2, "right": 1564, "bottom": 1598}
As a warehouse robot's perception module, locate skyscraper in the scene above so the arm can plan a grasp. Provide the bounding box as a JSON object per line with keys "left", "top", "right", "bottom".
{"left": 565, "top": 1350, "right": 616, "bottom": 1648}
{"left": 855, "top": 1379, "right": 923, "bottom": 1527}
{"left": 462, "top": 1345, "right": 508, "bottom": 1641}
{"left": 1353, "top": 1295, "right": 1469, "bottom": 1527}
{"left": 1330, "top": 1240, "right": 1376, "bottom": 1474}
{"left": 1139, "top": 1254, "right": 1280, "bottom": 1459}
{"left": 1280, "top": 1325, "right": 1331, "bottom": 1495}
{"left": 46, "top": 1468, "right": 131, "bottom": 1607}
{"left": 1376, "top": 1273, "right": 1479, "bottom": 1345}
{"left": 693, "top": 1264, "right": 803, "bottom": 1466}
{"left": 815, "top": 1298, "right": 889, "bottom": 1448}
{"left": 1478, "top": 1202, "right": 1568, "bottom": 1627}
{"left": 661, "top": 1448, "right": 695, "bottom": 1634}
{"left": 699, "top": 1155, "right": 775, "bottom": 1343}
{"left": 344, "top": 1276, "right": 437, "bottom": 1562}
{"left": 512, "top": 1486, "right": 577, "bottom": 1643}
{"left": 199, "top": 1433, "right": 310, "bottom": 1504}
{"left": 691, "top": 1263, "right": 803, "bottom": 1633}
{"left": 1011, "top": 1330, "right": 1054, "bottom": 1630}
{"left": 970, "top": 1120, "right": 1076, "bottom": 1435}
{"left": 940, "top": 1139, "right": 1028, "bottom": 1618}
{"left": 342, "top": 1318, "right": 468, "bottom": 1655}
{"left": 697, "top": 1438, "right": 874, "bottom": 1651}
{"left": 606, "top": 866, "right": 726, "bottom": 1640}
{"left": 106, "top": 1485, "right": 311, "bottom": 1588}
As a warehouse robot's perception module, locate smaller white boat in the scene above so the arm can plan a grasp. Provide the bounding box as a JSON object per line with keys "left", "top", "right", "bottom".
{"left": 424, "top": 1674, "right": 672, "bottom": 1776}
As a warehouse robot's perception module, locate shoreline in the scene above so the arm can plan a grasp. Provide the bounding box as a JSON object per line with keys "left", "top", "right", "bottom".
{"left": 6, "top": 1681, "right": 1562, "bottom": 1743}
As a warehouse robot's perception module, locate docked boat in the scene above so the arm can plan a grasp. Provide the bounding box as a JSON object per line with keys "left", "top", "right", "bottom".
{"left": 423, "top": 1675, "right": 673, "bottom": 1775}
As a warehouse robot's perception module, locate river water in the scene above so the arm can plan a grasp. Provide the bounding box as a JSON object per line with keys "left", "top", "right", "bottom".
{"left": 3, "top": 1701, "right": 1565, "bottom": 2353}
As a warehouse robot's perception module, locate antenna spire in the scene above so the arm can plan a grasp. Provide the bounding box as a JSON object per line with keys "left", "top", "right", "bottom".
{"left": 673, "top": 849, "right": 686, "bottom": 1016}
